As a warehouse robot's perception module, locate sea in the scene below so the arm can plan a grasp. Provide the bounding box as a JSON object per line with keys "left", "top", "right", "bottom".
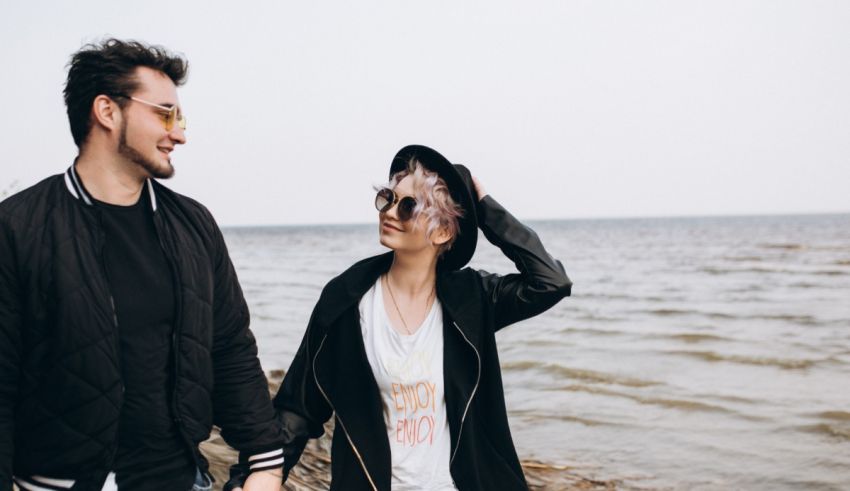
{"left": 223, "top": 213, "right": 850, "bottom": 490}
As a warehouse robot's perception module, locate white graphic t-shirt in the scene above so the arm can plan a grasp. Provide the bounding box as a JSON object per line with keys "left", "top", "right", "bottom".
{"left": 359, "top": 279, "right": 456, "bottom": 491}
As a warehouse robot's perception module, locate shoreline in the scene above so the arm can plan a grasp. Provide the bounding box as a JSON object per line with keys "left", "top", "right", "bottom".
{"left": 200, "top": 370, "right": 623, "bottom": 490}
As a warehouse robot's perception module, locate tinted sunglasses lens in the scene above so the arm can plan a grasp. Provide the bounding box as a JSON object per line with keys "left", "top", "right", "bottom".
{"left": 166, "top": 107, "right": 179, "bottom": 130}
{"left": 397, "top": 197, "right": 417, "bottom": 221}
{"left": 164, "top": 107, "right": 186, "bottom": 131}
{"left": 375, "top": 189, "right": 393, "bottom": 212}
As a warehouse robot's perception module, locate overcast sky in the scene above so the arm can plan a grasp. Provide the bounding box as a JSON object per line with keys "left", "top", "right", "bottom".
{"left": 2, "top": 1, "right": 848, "bottom": 226}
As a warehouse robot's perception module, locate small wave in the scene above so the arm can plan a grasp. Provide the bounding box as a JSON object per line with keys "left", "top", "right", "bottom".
{"left": 815, "top": 411, "right": 850, "bottom": 422}
{"left": 799, "top": 423, "right": 850, "bottom": 441}
{"left": 575, "top": 314, "right": 627, "bottom": 323}
{"left": 699, "top": 266, "right": 850, "bottom": 277}
{"left": 751, "top": 313, "right": 820, "bottom": 325}
{"left": 759, "top": 243, "right": 804, "bottom": 250}
{"left": 722, "top": 256, "right": 765, "bottom": 262}
{"left": 694, "top": 392, "right": 758, "bottom": 404}
{"left": 503, "top": 361, "right": 659, "bottom": 387}
{"left": 561, "top": 327, "right": 629, "bottom": 337}
{"left": 699, "top": 266, "right": 779, "bottom": 276}
{"left": 512, "top": 409, "right": 615, "bottom": 427}
{"left": 551, "top": 414, "right": 616, "bottom": 427}
{"left": 640, "top": 309, "right": 822, "bottom": 325}
{"left": 668, "top": 350, "right": 816, "bottom": 369}
{"left": 578, "top": 292, "right": 636, "bottom": 301}
{"left": 580, "top": 292, "right": 669, "bottom": 303}
{"left": 641, "top": 309, "right": 736, "bottom": 320}
{"left": 561, "top": 384, "right": 732, "bottom": 413}
{"left": 647, "top": 308, "right": 692, "bottom": 316}
{"left": 833, "top": 259, "right": 850, "bottom": 266}
{"left": 667, "top": 333, "right": 728, "bottom": 344}
{"left": 788, "top": 282, "right": 817, "bottom": 289}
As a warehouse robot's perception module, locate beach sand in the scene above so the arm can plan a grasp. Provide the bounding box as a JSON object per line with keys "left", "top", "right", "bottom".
{"left": 200, "top": 370, "right": 620, "bottom": 490}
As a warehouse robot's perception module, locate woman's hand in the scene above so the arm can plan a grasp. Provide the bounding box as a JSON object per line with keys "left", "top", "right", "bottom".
{"left": 472, "top": 176, "right": 487, "bottom": 202}
{"left": 232, "top": 469, "right": 283, "bottom": 491}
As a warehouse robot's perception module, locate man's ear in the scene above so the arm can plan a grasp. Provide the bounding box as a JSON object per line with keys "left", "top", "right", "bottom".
{"left": 91, "top": 95, "right": 122, "bottom": 133}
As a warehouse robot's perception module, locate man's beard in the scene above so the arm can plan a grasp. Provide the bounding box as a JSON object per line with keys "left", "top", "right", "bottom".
{"left": 118, "top": 119, "right": 175, "bottom": 179}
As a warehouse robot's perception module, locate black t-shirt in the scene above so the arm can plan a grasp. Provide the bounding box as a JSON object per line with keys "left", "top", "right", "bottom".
{"left": 95, "top": 192, "right": 194, "bottom": 489}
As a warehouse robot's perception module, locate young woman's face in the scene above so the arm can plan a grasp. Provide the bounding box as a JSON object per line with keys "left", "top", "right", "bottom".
{"left": 378, "top": 175, "right": 449, "bottom": 257}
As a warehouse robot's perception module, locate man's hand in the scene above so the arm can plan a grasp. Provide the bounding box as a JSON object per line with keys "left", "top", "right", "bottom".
{"left": 233, "top": 469, "right": 283, "bottom": 491}
{"left": 472, "top": 176, "right": 487, "bottom": 202}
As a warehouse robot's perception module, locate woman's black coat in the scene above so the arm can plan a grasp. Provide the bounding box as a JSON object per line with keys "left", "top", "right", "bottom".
{"left": 275, "top": 195, "right": 571, "bottom": 490}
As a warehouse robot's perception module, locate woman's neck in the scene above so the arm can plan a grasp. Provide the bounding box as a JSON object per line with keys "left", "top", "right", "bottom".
{"left": 387, "top": 252, "right": 438, "bottom": 296}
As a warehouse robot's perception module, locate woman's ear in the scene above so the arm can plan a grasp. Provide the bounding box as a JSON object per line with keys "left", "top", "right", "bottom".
{"left": 431, "top": 226, "right": 453, "bottom": 246}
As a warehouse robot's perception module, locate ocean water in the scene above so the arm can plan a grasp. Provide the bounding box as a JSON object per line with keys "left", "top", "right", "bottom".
{"left": 223, "top": 213, "right": 850, "bottom": 490}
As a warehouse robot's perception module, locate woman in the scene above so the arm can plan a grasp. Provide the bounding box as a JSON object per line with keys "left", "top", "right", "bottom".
{"left": 229, "top": 145, "right": 571, "bottom": 490}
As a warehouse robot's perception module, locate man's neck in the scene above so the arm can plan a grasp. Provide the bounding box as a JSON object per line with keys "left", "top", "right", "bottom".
{"left": 75, "top": 152, "right": 146, "bottom": 206}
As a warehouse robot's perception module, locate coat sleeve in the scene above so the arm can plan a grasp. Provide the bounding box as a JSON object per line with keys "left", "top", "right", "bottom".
{"left": 271, "top": 305, "right": 334, "bottom": 480}
{"left": 0, "top": 217, "right": 23, "bottom": 486}
{"left": 475, "top": 195, "right": 572, "bottom": 331}
{"left": 225, "top": 305, "right": 332, "bottom": 490}
{"left": 205, "top": 212, "right": 285, "bottom": 472}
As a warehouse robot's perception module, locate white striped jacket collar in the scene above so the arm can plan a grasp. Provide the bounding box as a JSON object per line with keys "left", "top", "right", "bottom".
{"left": 64, "top": 164, "right": 158, "bottom": 212}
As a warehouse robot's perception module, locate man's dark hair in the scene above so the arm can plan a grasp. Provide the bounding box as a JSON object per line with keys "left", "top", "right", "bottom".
{"left": 63, "top": 38, "right": 189, "bottom": 147}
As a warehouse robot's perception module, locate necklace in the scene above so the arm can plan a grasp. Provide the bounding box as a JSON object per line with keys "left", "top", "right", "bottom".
{"left": 384, "top": 274, "right": 435, "bottom": 335}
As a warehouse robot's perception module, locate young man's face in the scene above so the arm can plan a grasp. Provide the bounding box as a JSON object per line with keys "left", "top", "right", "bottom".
{"left": 117, "top": 66, "right": 187, "bottom": 179}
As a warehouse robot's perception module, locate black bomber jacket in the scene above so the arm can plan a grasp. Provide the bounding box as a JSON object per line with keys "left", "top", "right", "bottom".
{"left": 0, "top": 165, "right": 285, "bottom": 489}
{"left": 272, "top": 195, "right": 572, "bottom": 491}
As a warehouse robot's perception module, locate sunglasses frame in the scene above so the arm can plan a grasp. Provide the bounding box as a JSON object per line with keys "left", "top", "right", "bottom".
{"left": 375, "top": 188, "right": 418, "bottom": 222}
{"left": 126, "top": 96, "right": 187, "bottom": 131}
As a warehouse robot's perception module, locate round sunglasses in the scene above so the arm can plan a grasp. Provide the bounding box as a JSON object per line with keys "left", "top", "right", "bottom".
{"left": 375, "top": 188, "right": 417, "bottom": 221}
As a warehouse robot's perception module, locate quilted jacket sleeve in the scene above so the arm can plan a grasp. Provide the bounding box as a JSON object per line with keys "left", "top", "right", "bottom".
{"left": 271, "top": 306, "right": 333, "bottom": 480}
{"left": 0, "top": 216, "right": 23, "bottom": 486}
{"left": 205, "top": 213, "right": 285, "bottom": 471}
{"left": 476, "top": 195, "right": 572, "bottom": 331}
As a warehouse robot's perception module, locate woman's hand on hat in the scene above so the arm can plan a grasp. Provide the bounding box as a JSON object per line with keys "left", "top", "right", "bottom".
{"left": 472, "top": 176, "right": 487, "bottom": 202}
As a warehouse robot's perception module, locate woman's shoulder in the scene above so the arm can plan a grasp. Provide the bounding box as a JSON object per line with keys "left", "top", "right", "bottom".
{"left": 312, "top": 252, "right": 393, "bottom": 324}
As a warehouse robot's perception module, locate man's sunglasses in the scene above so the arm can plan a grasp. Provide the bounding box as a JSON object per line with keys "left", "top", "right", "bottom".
{"left": 118, "top": 95, "right": 187, "bottom": 131}
{"left": 375, "top": 188, "right": 417, "bottom": 221}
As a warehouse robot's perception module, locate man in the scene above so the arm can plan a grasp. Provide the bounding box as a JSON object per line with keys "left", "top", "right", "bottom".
{"left": 0, "top": 39, "right": 283, "bottom": 490}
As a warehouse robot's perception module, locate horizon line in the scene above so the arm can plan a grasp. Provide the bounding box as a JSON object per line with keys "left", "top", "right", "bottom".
{"left": 221, "top": 209, "right": 850, "bottom": 229}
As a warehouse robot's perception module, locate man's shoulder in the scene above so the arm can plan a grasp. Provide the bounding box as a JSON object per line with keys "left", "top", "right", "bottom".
{"left": 0, "top": 173, "right": 65, "bottom": 227}
{"left": 150, "top": 179, "right": 216, "bottom": 224}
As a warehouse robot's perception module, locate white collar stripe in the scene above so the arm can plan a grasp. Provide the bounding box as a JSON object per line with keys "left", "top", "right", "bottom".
{"left": 13, "top": 476, "right": 73, "bottom": 491}
{"left": 63, "top": 172, "right": 79, "bottom": 200}
{"left": 31, "top": 476, "right": 76, "bottom": 488}
{"left": 67, "top": 165, "right": 92, "bottom": 206}
{"left": 146, "top": 179, "right": 157, "bottom": 212}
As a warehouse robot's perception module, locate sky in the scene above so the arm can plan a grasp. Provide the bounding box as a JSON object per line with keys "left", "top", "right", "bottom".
{"left": 1, "top": 1, "right": 848, "bottom": 226}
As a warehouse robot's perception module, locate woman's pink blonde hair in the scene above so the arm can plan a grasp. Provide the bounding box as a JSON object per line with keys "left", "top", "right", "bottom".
{"left": 384, "top": 158, "right": 464, "bottom": 255}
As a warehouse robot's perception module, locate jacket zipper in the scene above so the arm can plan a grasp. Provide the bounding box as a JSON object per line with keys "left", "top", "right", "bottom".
{"left": 96, "top": 227, "right": 124, "bottom": 466}
{"left": 450, "top": 321, "right": 481, "bottom": 466}
{"left": 97, "top": 232, "right": 123, "bottom": 384}
{"left": 312, "top": 334, "right": 379, "bottom": 491}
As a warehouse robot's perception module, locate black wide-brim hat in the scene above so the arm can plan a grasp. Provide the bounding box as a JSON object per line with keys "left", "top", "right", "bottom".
{"left": 389, "top": 144, "right": 478, "bottom": 271}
